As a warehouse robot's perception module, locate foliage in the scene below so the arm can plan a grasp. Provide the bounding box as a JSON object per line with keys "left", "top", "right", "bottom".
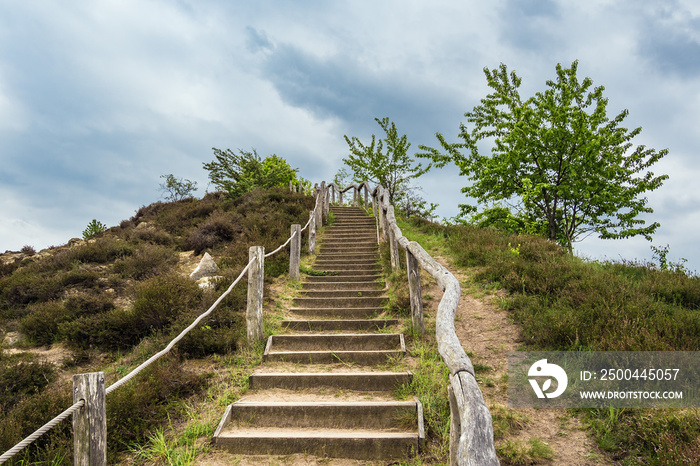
{"left": 159, "top": 174, "right": 198, "bottom": 201}
{"left": 420, "top": 60, "right": 669, "bottom": 251}
{"left": 344, "top": 117, "right": 431, "bottom": 205}
{"left": 203, "top": 148, "right": 298, "bottom": 198}
{"left": 82, "top": 219, "right": 107, "bottom": 240}
{"left": 401, "top": 216, "right": 700, "bottom": 464}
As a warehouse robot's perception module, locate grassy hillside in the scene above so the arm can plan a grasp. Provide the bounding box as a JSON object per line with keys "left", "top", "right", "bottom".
{"left": 400, "top": 216, "right": 700, "bottom": 465}
{"left": 0, "top": 188, "right": 314, "bottom": 464}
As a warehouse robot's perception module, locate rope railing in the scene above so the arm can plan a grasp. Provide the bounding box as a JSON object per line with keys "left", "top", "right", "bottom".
{"left": 324, "top": 181, "right": 499, "bottom": 466}
{"left": 0, "top": 400, "right": 84, "bottom": 464}
{"left": 0, "top": 187, "right": 320, "bottom": 465}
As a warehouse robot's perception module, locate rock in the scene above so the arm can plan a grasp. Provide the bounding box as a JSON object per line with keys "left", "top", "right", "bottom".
{"left": 190, "top": 252, "right": 219, "bottom": 281}
{"left": 196, "top": 276, "right": 223, "bottom": 290}
{"left": 2, "top": 331, "right": 24, "bottom": 347}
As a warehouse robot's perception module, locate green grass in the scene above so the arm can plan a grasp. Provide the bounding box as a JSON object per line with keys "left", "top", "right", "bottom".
{"left": 404, "top": 215, "right": 700, "bottom": 465}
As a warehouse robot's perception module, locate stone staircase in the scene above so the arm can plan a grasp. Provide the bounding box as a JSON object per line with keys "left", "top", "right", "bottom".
{"left": 213, "top": 205, "right": 424, "bottom": 461}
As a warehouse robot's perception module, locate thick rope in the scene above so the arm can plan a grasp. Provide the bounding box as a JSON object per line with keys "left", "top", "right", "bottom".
{"left": 106, "top": 258, "right": 254, "bottom": 395}
{"left": 263, "top": 230, "right": 297, "bottom": 258}
{"left": 0, "top": 400, "right": 84, "bottom": 464}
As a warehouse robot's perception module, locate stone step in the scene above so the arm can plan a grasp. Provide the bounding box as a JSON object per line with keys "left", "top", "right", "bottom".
{"left": 319, "top": 247, "right": 379, "bottom": 255}
{"left": 316, "top": 253, "right": 378, "bottom": 261}
{"left": 282, "top": 319, "right": 399, "bottom": 332}
{"left": 213, "top": 429, "right": 420, "bottom": 460}
{"left": 288, "top": 307, "right": 385, "bottom": 319}
{"left": 221, "top": 400, "right": 418, "bottom": 430}
{"left": 292, "top": 296, "right": 387, "bottom": 308}
{"left": 314, "top": 258, "right": 379, "bottom": 264}
{"left": 321, "top": 240, "right": 379, "bottom": 249}
{"left": 303, "top": 274, "right": 382, "bottom": 283}
{"left": 266, "top": 333, "right": 404, "bottom": 352}
{"left": 300, "top": 281, "right": 383, "bottom": 291}
{"left": 298, "top": 290, "right": 386, "bottom": 298}
{"left": 248, "top": 371, "right": 413, "bottom": 391}
{"left": 307, "top": 269, "right": 380, "bottom": 277}
{"left": 263, "top": 350, "right": 404, "bottom": 365}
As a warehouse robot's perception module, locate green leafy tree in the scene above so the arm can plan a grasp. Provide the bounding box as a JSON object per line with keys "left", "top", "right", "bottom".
{"left": 203, "top": 148, "right": 298, "bottom": 198}
{"left": 159, "top": 174, "right": 198, "bottom": 201}
{"left": 420, "top": 61, "right": 668, "bottom": 251}
{"left": 343, "top": 117, "right": 431, "bottom": 204}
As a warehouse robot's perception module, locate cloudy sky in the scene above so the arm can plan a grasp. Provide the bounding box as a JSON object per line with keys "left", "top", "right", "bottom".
{"left": 1, "top": 0, "right": 699, "bottom": 272}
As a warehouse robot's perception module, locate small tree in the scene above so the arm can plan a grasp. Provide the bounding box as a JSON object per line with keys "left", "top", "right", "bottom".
{"left": 83, "top": 219, "right": 106, "bottom": 240}
{"left": 420, "top": 61, "right": 669, "bottom": 251}
{"left": 203, "top": 148, "right": 298, "bottom": 198}
{"left": 343, "top": 117, "right": 431, "bottom": 205}
{"left": 159, "top": 174, "right": 198, "bottom": 201}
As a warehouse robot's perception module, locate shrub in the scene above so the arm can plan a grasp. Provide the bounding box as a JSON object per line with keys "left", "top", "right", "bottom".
{"left": 106, "top": 356, "right": 208, "bottom": 462}
{"left": 68, "top": 236, "right": 133, "bottom": 264}
{"left": 20, "top": 245, "right": 36, "bottom": 255}
{"left": 61, "top": 273, "right": 203, "bottom": 351}
{"left": 113, "top": 244, "right": 177, "bottom": 279}
{"left": 0, "top": 356, "right": 57, "bottom": 412}
{"left": 0, "top": 384, "right": 73, "bottom": 464}
{"left": 0, "top": 269, "right": 63, "bottom": 306}
{"left": 20, "top": 301, "right": 69, "bottom": 346}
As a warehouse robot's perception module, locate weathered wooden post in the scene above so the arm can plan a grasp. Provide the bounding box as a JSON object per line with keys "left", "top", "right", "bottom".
{"left": 246, "top": 246, "right": 264, "bottom": 343}
{"left": 387, "top": 206, "right": 400, "bottom": 269}
{"left": 298, "top": 180, "right": 303, "bottom": 194}
{"left": 73, "top": 372, "right": 106, "bottom": 466}
{"left": 364, "top": 184, "right": 369, "bottom": 208}
{"left": 353, "top": 187, "right": 359, "bottom": 207}
{"left": 309, "top": 211, "right": 316, "bottom": 254}
{"left": 331, "top": 184, "right": 336, "bottom": 205}
{"left": 289, "top": 224, "right": 301, "bottom": 281}
{"left": 339, "top": 190, "right": 343, "bottom": 206}
{"left": 314, "top": 188, "right": 323, "bottom": 231}
{"left": 289, "top": 180, "right": 293, "bottom": 192}
{"left": 320, "top": 181, "right": 327, "bottom": 223}
{"left": 322, "top": 182, "right": 330, "bottom": 222}
{"left": 406, "top": 248, "right": 425, "bottom": 335}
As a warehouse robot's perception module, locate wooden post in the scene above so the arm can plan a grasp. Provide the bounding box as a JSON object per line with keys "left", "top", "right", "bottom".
{"left": 353, "top": 187, "right": 359, "bottom": 207}
{"left": 298, "top": 180, "right": 303, "bottom": 194}
{"left": 320, "top": 181, "right": 327, "bottom": 223}
{"left": 339, "top": 190, "right": 343, "bottom": 206}
{"left": 289, "top": 180, "right": 293, "bottom": 192}
{"left": 448, "top": 384, "right": 460, "bottom": 466}
{"left": 309, "top": 211, "right": 316, "bottom": 254}
{"left": 364, "top": 184, "right": 369, "bottom": 208}
{"left": 315, "top": 192, "right": 323, "bottom": 230}
{"left": 73, "top": 372, "right": 106, "bottom": 466}
{"left": 388, "top": 227, "right": 400, "bottom": 270}
{"left": 331, "top": 185, "right": 336, "bottom": 204}
{"left": 406, "top": 249, "right": 425, "bottom": 335}
{"left": 246, "top": 246, "right": 264, "bottom": 343}
{"left": 289, "top": 224, "right": 301, "bottom": 281}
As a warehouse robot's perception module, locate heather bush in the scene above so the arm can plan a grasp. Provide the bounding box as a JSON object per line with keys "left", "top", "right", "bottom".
{"left": 68, "top": 236, "right": 133, "bottom": 264}
{"left": 106, "top": 356, "right": 208, "bottom": 462}
{"left": 113, "top": 244, "right": 177, "bottom": 279}
{"left": 0, "top": 354, "right": 57, "bottom": 412}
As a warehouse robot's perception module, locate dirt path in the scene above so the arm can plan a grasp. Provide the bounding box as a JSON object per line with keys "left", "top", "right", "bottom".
{"left": 424, "top": 256, "right": 611, "bottom": 465}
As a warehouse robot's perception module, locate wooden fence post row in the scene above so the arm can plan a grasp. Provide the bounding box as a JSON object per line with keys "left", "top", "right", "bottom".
{"left": 73, "top": 372, "right": 106, "bottom": 466}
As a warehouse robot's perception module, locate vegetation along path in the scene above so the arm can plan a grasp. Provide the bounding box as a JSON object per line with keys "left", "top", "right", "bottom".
{"left": 210, "top": 206, "right": 423, "bottom": 463}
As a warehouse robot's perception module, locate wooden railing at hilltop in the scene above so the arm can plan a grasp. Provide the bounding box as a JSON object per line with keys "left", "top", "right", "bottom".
{"left": 312, "top": 180, "right": 499, "bottom": 466}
